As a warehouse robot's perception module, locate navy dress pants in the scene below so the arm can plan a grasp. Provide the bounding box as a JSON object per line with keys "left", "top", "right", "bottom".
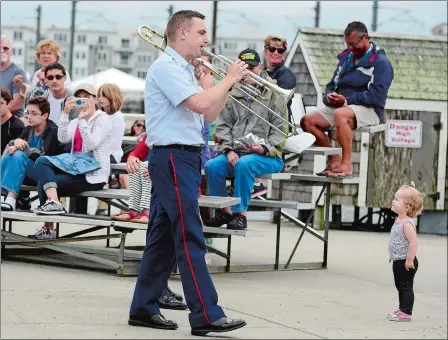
{"left": 129, "top": 147, "right": 225, "bottom": 328}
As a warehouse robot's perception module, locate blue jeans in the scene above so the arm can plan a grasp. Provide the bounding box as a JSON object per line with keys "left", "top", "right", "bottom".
{"left": 204, "top": 153, "right": 284, "bottom": 212}
{"left": 1, "top": 151, "right": 39, "bottom": 195}
{"left": 34, "top": 157, "right": 105, "bottom": 205}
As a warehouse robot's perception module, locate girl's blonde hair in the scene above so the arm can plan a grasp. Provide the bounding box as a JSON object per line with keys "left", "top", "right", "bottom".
{"left": 35, "top": 40, "right": 61, "bottom": 61}
{"left": 98, "top": 83, "right": 123, "bottom": 114}
{"left": 400, "top": 181, "right": 425, "bottom": 218}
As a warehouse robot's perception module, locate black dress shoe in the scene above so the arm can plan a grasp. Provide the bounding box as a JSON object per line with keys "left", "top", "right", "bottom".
{"left": 191, "top": 317, "right": 246, "bottom": 336}
{"left": 166, "top": 286, "right": 184, "bottom": 302}
{"left": 128, "top": 314, "right": 178, "bottom": 330}
{"left": 158, "top": 293, "right": 188, "bottom": 310}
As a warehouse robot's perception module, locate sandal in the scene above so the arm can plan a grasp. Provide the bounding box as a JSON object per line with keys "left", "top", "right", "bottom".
{"left": 112, "top": 210, "right": 139, "bottom": 222}
{"left": 328, "top": 168, "right": 352, "bottom": 178}
{"left": 131, "top": 211, "right": 149, "bottom": 224}
{"left": 316, "top": 168, "right": 336, "bottom": 177}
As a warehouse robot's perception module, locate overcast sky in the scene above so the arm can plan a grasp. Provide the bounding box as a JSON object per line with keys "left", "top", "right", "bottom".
{"left": 1, "top": 1, "right": 447, "bottom": 43}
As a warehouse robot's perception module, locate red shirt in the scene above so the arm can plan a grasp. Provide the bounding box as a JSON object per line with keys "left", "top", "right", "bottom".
{"left": 128, "top": 135, "right": 149, "bottom": 161}
{"left": 73, "top": 126, "right": 83, "bottom": 152}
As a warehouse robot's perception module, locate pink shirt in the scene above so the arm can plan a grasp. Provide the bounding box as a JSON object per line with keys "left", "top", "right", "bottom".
{"left": 73, "top": 126, "right": 83, "bottom": 152}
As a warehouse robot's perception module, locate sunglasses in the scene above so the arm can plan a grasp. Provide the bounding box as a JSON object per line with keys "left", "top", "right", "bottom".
{"left": 265, "top": 46, "right": 286, "bottom": 54}
{"left": 1, "top": 46, "right": 10, "bottom": 52}
{"left": 46, "top": 74, "right": 65, "bottom": 80}
{"left": 344, "top": 35, "right": 365, "bottom": 47}
{"left": 135, "top": 123, "right": 145, "bottom": 128}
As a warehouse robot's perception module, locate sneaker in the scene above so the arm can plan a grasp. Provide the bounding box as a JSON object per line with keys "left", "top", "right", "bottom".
{"left": 388, "top": 311, "right": 412, "bottom": 322}
{"left": 227, "top": 213, "right": 247, "bottom": 230}
{"left": 27, "top": 226, "right": 56, "bottom": 240}
{"left": 251, "top": 183, "right": 267, "bottom": 198}
{"left": 387, "top": 309, "right": 400, "bottom": 318}
{"left": 16, "top": 196, "right": 31, "bottom": 211}
{"left": 34, "top": 200, "right": 66, "bottom": 215}
{"left": 166, "top": 286, "right": 183, "bottom": 302}
{"left": 204, "top": 209, "right": 233, "bottom": 227}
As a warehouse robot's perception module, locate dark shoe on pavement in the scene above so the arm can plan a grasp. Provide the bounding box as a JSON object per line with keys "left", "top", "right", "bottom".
{"left": 227, "top": 214, "right": 247, "bottom": 230}
{"left": 191, "top": 317, "right": 246, "bottom": 336}
{"left": 158, "top": 293, "right": 188, "bottom": 310}
{"left": 128, "top": 314, "right": 178, "bottom": 330}
{"left": 204, "top": 209, "right": 233, "bottom": 227}
{"left": 166, "top": 286, "right": 183, "bottom": 302}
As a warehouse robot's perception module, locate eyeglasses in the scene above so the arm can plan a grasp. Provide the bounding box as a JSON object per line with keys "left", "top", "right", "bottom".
{"left": 1, "top": 46, "right": 10, "bottom": 52}
{"left": 344, "top": 35, "right": 365, "bottom": 47}
{"left": 265, "top": 46, "right": 286, "bottom": 54}
{"left": 46, "top": 74, "right": 65, "bottom": 80}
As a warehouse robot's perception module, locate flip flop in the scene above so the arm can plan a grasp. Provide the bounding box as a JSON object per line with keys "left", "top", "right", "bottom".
{"left": 316, "top": 168, "right": 334, "bottom": 177}
{"left": 329, "top": 168, "right": 352, "bottom": 179}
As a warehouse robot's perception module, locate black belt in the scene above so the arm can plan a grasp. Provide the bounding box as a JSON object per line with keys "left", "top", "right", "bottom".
{"left": 153, "top": 144, "right": 202, "bottom": 153}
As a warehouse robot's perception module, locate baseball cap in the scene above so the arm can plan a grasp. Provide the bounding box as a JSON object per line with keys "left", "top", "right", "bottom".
{"left": 238, "top": 48, "right": 261, "bottom": 67}
{"left": 74, "top": 82, "right": 97, "bottom": 96}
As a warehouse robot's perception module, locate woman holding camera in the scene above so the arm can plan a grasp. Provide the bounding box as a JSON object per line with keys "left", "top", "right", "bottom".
{"left": 32, "top": 95, "right": 111, "bottom": 225}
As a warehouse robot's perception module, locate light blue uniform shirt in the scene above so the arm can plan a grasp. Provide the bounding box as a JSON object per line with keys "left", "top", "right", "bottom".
{"left": 145, "top": 46, "right": 204, "bottom": 147}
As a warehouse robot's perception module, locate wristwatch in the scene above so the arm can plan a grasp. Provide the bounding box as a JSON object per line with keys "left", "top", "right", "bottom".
{"left": 223, "top": 148, "right": 234, "bottom": 155}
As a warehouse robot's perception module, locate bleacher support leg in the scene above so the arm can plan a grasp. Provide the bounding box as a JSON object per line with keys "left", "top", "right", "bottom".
{"left": 106, "top": 227, "right": 110, "bottom": 248}
{"left": 322, "top": 183, "right": 331, "bottom": 268}
{"left": 225, "top": 236, "right": 232, "bottom": 272}
{"left": 275, "top": 208, "right": 281, "bottom": 270}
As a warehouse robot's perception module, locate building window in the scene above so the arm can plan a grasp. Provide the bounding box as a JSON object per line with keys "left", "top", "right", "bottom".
{"left": 98, "top": 36, "right": 108, "bottom": 44}
{"left": 247, "top": 43, "right": 257, "bottom": 50}
{"left": 224, "top": 41, "right": 237, "bottom": 50}
{"left": 81, "top": 68, "right": 85, "bottom": 75}
{"left": 54, "top": 33, "right": 68, "bottom": 42}
{"left": 98, "top": 53, "right": 107, "bottom": 60}
{"left": 120, "top": 54, "right": 129, "bottom": 65}
{"left": 13, "top": 31, "right": 23, "bottom": 40}
{"left": 77, "top": 35, "right": 86, "bottom": 43}
{"left": 62, "top": 50, "right": 67, "bottom": 59}
{"left": 138, "top": 55, "right": 153, "bottom": 63}
{"left": 137, "top": 71, "right": 147, "bottom": 79}
{"left": 121, "top": 39, "right": 130, "bottom": 48}
{"left": 75, "top": 67, "right": 79, "bottom": 75}
{"left": 12, "top": 48, "right": 23, "bottom": 56}
{"left": 82, "top": 52, "right": 86, "bottom": 59}
{"left": 76, "top": 52, "right": 80, "bottom": 59}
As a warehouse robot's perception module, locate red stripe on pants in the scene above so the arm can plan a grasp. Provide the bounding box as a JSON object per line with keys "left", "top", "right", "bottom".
{"left": 169, "top": 153, "right": 210, "bottom": 324}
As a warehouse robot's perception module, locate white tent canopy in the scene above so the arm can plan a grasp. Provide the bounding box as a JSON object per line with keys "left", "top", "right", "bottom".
{"left": 71, "top": 68, "right": 145, "bottom": 94}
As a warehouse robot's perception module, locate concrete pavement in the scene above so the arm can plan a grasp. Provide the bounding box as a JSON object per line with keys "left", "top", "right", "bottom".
{"left": 1, "top": 220, "right": 447, "bottom": 339}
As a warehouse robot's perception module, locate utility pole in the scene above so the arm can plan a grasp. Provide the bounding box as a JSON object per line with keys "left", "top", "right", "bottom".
{"left": 211, "top": 1, "right": 218, "bottom": 54}
{"left": 69, "top": 0, "right": 77, "bottom": 77}
{"left": 167, "top": 5, "right": 174, "bottom": 20}
{"left": 372, "top": 0, "right": 379, "bottom": 32}
{"left": 314, "top": 1, "right": 321, "bottom": 28}
{"left": 34, "top": 5, "right": 42, "bottom": 71}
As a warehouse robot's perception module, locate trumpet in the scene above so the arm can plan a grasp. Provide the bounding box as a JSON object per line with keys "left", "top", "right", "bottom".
{"left": 137, "top": 25, "right": 316, "bottom": 154}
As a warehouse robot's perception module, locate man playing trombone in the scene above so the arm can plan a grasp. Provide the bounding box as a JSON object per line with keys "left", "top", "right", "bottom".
{"left": 204, "top": 48, "right": 287, "bottom": 230}
{"left": 130, "top": 10, "right": 248, "bottom": 336}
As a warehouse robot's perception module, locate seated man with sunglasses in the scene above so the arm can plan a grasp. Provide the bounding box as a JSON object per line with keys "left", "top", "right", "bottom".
{"left": 300, "top": 21, "right": 394, "bottom": 178}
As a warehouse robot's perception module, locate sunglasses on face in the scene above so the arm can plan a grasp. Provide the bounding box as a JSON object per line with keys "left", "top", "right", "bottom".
{"left": 344, "top": 35, "right": 365, "bottom": 47}
{"left": 265, "top": 46, "right": 286, "bottom": 54}
{"left": 135, "top": 123, "right": 145, "bottom": 128}
{"left": 46, "top": 74, "right": 65, "bottom": 80}
{"left": 1, "top": 46, "right": 10, "bottom": 52}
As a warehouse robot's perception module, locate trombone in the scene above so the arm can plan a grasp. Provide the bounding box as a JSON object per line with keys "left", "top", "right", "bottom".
{"left": 137, "top": 25, "right": 316, "bottom": 154}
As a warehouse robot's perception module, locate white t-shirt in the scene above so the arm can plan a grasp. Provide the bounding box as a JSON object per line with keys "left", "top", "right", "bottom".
{"left": 108, "top": 110, "right": 125, "bottom": 162}
{"left": 47, "top": 93, "right": 66, "bottom": 125}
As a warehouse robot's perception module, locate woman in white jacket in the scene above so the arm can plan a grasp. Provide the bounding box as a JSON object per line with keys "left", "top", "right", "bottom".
{"left": 31, "top": 97, "right": 111, "bottom": 237}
